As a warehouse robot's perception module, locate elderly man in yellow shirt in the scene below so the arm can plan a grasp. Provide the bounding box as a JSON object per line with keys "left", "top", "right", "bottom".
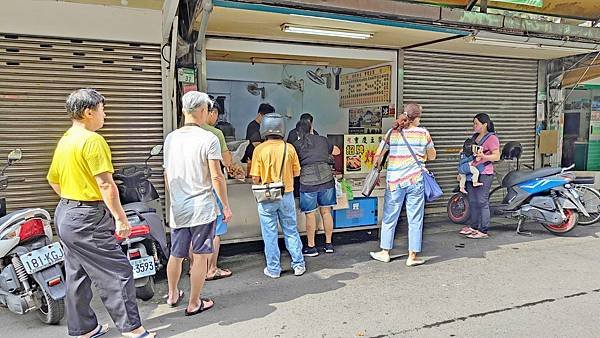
{"left": 47, "top": 89, "right": 154, "bottom": 338}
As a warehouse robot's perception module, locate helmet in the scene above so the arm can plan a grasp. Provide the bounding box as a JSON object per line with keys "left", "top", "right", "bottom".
{"left": 260, "top": 113, "right": 286, "bottom": 138}
{"left": 501, "top": 141, "right": 522, "bottom": 160}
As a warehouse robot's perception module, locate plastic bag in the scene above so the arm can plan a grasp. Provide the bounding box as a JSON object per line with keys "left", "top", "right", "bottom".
{"left": 226, "top": 140, "right": 250, "bottom": 181}
{"left": 340, "top": 178, "right": 354, "bottom": 201}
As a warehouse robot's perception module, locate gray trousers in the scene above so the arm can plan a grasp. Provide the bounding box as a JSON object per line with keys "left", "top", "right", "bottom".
{"left": 55, "top": 199, "right": 141, "bottom": 336}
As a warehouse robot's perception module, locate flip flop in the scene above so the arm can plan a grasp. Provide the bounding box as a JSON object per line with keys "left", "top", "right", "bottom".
{"left": 167, "top": 290, "right": 184, "bottom": 308}
{"left": 122, "top": 330, "right": 156, "bottom": 338}
{"left": 184, "top": 298, "right": 214, "bottom": 316}
{"left": 87, "top": 324, "right": 109, "bottom": 338}
{"left": 206, "top": 268, "right": 232, "bottom": 281}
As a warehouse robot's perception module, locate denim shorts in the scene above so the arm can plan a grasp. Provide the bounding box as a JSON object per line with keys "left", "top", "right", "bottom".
{"left": 300, "top": 187, "right": 336, "bottom": 213}
{"left": 170, "top": 220, "right": 216, "bottom": 258}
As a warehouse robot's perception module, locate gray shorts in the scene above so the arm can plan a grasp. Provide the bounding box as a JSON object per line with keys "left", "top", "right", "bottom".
{"left": 170, "top": 220, "right": 216, "bottom": 258}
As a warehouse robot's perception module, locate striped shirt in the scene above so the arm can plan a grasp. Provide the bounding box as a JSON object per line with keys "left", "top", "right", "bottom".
{"left": 386, "top": 127, "right": 434, "bottom": 187}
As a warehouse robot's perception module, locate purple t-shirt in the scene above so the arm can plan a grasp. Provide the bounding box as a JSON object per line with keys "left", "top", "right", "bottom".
{"left": 471, "top": 134, "right": 500, "bottom": 175}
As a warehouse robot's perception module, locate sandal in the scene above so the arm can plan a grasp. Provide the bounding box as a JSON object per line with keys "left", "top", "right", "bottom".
{"left": 206, "top": 268, "right": 232, "bottom": 281}
{"left": 166, "top": 290, "right": 184, "bottom": 308}
{"left": 459, "top": 227, "right": 475, "bottom": 235}
{"left": 122, "top": 330, "right": 156, "bottom": 338}
{"left": 467, "top": 231, "right": 489, "bottom": 239}
{"left": 184, "top": 298, "right": 214, "bottom": 316}
{"left": 85, "top": 324, "right": 109, "bottom": 338}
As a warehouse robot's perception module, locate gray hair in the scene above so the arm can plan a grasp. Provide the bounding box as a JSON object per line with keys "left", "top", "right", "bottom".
{"left": 65, "top": 88, "right": 105, "bottom": 120}
{"left": 182, "top": 91, "right": 212, "bottom": 115}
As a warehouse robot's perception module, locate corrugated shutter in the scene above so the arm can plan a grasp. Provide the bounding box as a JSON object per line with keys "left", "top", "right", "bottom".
{"left": 0, "top": 34, "right": 164, "bottom": 216}
{"left": 403, "top": 51, "right": 538, "bottom": 209}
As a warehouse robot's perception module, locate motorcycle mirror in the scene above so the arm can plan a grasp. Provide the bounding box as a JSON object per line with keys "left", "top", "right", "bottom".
{"left": 150, "top": 145, "right": 163, "bottom": 156}
{"left": 7, "top": 149, "right": 22, "bottom": 164}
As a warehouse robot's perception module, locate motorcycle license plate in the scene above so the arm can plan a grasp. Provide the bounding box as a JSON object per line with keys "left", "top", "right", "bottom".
{"left": 130, "top": 256, "right": 156, "bottom": 279}
{"left": 19, "top": 242, "right": 65, "bottom": 274}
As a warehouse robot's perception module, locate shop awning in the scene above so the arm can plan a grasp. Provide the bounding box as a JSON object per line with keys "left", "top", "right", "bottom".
{"left": 206, "top": 2, "right": 592, "bottom": 61}
{"left": 412, "top": 0, "right": 600, "bottom": 21}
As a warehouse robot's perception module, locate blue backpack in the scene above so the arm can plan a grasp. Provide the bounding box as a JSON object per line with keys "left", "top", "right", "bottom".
{"left": 457, "top": 132, "right": 494, "bottom": 179}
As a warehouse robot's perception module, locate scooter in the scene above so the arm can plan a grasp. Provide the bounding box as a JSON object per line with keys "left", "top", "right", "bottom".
{"left": 0, "top": 149, "right": 65, "bottom": 324}
{"left": 113, "top": 145, "right": 168, "bottom": 301}
{"left": 447, "top": 142, "right": 589, "bottom": 235}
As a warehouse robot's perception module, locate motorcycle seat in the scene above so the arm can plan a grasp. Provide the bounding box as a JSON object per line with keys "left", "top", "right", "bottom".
{"left": 501, "top": 167, "right": 562, "bottom": 188}
{"left": 123, "top": 202, "right": 156, "bottom": 214}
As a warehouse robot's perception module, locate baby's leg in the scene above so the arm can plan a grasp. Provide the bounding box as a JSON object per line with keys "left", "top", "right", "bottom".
{"left": 459, "top": 173, "right": 468, "bottom": 193}
{"left": 470, "top": 165, "right": 483, "bottom": 186}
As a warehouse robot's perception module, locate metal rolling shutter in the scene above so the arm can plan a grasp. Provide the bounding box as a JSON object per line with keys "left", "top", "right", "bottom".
{"left": 0, "top": 34, "right": 164, "bottom": 215}
{"left": 403, "top": 51, "right": 538, "bottom": 209}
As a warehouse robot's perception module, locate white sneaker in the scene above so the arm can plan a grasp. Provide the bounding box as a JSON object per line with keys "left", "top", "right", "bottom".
{"left": 370, "top": 251, "right": 391, "bottom": 263}
{"left": 293, "top": 265, "right": 306, "bottom": 276}
{"left": 263, "top": 267, "right": 280, "bottom": 279}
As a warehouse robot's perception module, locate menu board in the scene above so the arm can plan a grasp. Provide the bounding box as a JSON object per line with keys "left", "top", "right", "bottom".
{"left": 344, "top": 134, "right": 384, "bottom": 174}
{"left": 340, "top": 65, "right": 391, "bottom": 108}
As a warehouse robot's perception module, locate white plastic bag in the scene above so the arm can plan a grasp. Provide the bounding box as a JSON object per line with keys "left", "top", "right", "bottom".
{"left": 226, "top": 140, "right": 250, "bottom": 180}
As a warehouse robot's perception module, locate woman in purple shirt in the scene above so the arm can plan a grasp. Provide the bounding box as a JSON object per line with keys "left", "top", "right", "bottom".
{"left": 459, "top": 113, "right": 501, "bottom": 239}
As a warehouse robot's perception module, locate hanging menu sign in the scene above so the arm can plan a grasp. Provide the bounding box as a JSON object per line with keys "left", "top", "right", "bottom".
{"left": 339, "top": 65, "right": 391, "bottom": 108}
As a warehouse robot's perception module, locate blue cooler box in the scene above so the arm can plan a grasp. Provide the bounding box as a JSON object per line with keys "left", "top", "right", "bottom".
{"left": 334, "top": 197, "right": 378, "bottom": 229}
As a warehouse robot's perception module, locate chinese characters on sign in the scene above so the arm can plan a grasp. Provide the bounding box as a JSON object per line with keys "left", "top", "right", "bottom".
{"left": 344, "top": 134, "right": 383, "bottom": 174}
{"left": 340, "top": 65, "right": 391, "bottom": 108}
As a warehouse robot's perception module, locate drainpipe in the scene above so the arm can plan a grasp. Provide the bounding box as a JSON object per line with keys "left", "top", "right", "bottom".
{"left": 195, "top": 0, "right": 213, "bottom": 92}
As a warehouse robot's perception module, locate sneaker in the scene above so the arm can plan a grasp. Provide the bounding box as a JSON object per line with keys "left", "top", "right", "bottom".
{"left": 324, "top": 243, "right": 334, "bottom": 254}
{"left": 293, "top": 265, "right": 306, "bottom": 276}
{"left": 370, "top": 251, "right": 391, "bottom": 263}
{"left": 302, "top": 246, "right": 319, "bottom": 257}
{"left": 263, "top": 267, "right": 280, "bottom": 279}
{"left": 406, "top": 258, "right": 426, "bottom": 267}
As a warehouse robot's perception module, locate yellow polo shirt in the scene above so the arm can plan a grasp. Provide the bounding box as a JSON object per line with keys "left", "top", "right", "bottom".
{"left": 250, "top": 140, "right": 300, "bottom": 193}
{"left": 47, "top": 126, "right": 114, "bottom": 201}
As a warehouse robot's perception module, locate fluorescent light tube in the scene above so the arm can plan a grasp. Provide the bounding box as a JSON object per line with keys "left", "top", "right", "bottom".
{"left": 281, "top": 24, "right": 373, "bottom": 40}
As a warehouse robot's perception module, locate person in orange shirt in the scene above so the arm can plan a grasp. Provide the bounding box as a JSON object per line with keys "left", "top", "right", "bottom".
{"left": 250, "top": 113, "right": 306, "bottom": 278}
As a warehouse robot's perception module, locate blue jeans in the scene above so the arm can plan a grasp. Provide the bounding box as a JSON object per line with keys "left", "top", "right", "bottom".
{"left": 257, "top": 192, "right": 305, "bottom": 274}
{"left": 299, "top": 187, "right": 337, "bottom": 213}
{"left": 380, "top": 180, "right": 425, "bottom": 252}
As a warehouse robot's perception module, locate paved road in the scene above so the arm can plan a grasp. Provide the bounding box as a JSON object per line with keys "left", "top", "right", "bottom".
{"left": 2, "top": 220, "right": 600, "bottom": 338}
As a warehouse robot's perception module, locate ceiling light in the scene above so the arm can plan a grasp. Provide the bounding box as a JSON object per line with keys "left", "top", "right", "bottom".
{"left": 250, "top": 57, "right": 329, "bottom": 66}
{"left": 281, "top": 24, "right": 373, "bottom": 40}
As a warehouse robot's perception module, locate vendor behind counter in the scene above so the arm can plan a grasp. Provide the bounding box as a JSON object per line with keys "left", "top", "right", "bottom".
{"left": 242, "top": 103, "right": 275, "bottom": 163}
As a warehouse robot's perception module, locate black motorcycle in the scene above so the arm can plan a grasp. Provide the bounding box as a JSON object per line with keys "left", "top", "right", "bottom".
{"left": 113, "top": 145, "right": 168, "bottom": 301}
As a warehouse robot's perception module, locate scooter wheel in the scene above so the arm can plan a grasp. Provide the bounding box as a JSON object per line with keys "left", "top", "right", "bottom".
{"left": 447, "top": 193, "right": 470, "bottom": 224}
{"left": 136, "top": 276, "right": 155, "bottom": 301}
{"left": 36, "top": 289, "right": 65, "bottom": 324}
{"left": 542, "top": 209, "right": 579, "bottom": 235}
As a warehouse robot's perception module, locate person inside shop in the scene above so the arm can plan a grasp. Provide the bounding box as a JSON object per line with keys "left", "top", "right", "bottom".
{"left": 242, "top": 102, "right": 275, "bottom": 163}
{"left": 287, "top": 112, "right": 319, "bottom": 143}
{"left": 250, "top": 113, "right": 306, "bottom": 278}
{"left": 370, "top": 102, "right": 436, "bottom": 267}
{"left": 292, "top": 118, "right": 340, "bottom": 257}
{"left": 458, "top": 113, "right": 500, "bottom": 239}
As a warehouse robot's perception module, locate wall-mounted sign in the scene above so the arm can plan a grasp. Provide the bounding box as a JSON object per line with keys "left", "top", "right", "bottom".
{"left": 177, "top": 68, "right": 196, "bottom": 84}
{"left": 344, "top": 134, "right": 383, "bottom": 174}
{"left": 340, "top": 65, "right": 391, "bottom": 108}
{"left": 348, "top": 106, "right": 383, "bottom": 134}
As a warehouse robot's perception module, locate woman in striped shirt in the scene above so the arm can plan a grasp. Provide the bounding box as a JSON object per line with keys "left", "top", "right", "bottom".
{"left": 370, "top": 103, "right": 437, "bottom": 266}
